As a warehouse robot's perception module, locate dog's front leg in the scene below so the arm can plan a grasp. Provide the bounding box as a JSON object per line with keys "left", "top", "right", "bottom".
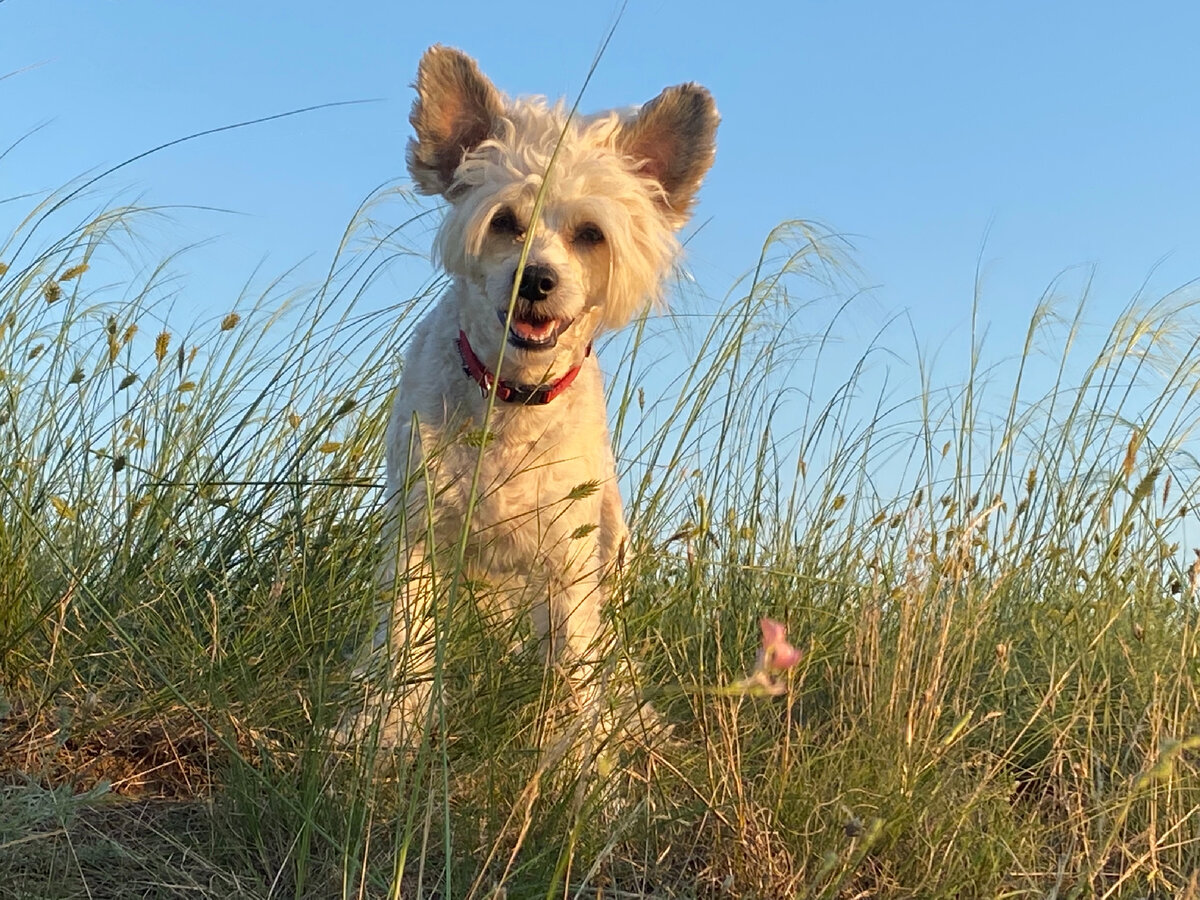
{"left": 537, "top": 568, "right": 611, "bottom": 720}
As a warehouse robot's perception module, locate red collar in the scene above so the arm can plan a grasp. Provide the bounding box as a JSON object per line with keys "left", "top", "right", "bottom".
{"left": 456, "top": 330, "right": 591, "bottom": 405}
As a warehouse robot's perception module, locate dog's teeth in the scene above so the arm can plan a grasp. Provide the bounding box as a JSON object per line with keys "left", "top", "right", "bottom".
{"left": 512, "top": 319, "right": 555, "bottom": 341}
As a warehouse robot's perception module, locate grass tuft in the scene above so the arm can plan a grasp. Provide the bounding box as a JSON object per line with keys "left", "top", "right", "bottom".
{"left": 2, "top": 179, "right": 1199, "bottom": 899}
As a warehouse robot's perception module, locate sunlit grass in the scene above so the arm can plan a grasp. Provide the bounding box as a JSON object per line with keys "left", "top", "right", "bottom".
{"left": 2, "top": 178, "right": 1199, "bottom": 900}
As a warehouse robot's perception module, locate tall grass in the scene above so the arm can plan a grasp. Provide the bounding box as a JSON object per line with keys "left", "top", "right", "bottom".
{"left": 2, "top": 178, "right": 1199, "bottom": 899}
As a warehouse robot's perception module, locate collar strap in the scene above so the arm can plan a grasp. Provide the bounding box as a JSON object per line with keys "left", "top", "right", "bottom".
{"left": 456, "top": 330, "right": 591, "bottom": 405}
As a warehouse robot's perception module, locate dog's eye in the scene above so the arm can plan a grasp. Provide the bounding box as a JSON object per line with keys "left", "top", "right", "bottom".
{"left": 574, "top": 223, "right": 605, "bottom": 245}
{"left": 490, "top": 208, "right": 521, "bottom": 236}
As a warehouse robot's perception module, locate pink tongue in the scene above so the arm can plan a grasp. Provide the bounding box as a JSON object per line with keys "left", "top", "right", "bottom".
{"left": 512, "top": 319, "right": 555, "bottom": 340}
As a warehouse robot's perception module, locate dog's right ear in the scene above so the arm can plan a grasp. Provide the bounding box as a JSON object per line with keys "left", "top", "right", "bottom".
{"left": 407, "top": 45, "right": 503, "bottom": 197}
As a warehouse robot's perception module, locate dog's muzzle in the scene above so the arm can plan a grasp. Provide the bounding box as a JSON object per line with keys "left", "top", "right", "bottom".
{"left": 503, "top": 263, "right": 570, "bottom": 350}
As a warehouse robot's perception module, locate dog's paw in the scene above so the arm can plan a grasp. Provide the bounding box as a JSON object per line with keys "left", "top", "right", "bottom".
{"left": 333, "top": 681, "right": 440, "bottom": 752}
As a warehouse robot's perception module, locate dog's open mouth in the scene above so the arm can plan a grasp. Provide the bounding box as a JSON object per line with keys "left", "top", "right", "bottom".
{"left": 499, "top": 309, "right": 572, "bottom": 351}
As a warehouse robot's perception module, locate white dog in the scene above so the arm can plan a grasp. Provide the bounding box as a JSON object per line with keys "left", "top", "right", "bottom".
{"left": 367, "top": 45, "right": 717, "bottom": 742}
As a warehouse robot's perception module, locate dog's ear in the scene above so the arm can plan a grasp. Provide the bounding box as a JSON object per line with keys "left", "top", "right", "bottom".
{"left": 619, "top": 84, "right": 719, "bottom": 226}
{"left": 407, "top": 45, "right": 503, "bottom": 197}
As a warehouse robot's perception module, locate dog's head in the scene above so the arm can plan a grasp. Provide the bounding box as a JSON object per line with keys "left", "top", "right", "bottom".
{"left": 407, "top": 45, "right": 718, "bottom": 382}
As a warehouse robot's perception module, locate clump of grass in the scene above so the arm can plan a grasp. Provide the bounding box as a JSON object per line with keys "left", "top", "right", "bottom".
{"left": 0, "top": 182, "right": 424, "bottom": 893}
{"left": 608, "top": 254, "right": 1200, "bottom": 898}
{"left": 2, "top": 176, "right": 1200, "bottom": 899}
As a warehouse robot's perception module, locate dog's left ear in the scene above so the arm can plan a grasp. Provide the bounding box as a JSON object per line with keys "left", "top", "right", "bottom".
{"left": 407, "top": 45, "right": 504, "bottom": 197}
{"left": 619, "top": 84, "right": 719, "bottom": 227}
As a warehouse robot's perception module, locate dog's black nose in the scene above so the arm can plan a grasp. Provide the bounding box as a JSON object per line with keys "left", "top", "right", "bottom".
{"left": 516, "top": 264, "right": 558, "bottom": 302}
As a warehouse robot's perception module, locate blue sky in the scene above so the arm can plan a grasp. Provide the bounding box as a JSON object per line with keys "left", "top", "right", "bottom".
{"left": 4, "top": 0, "right": 1200, "bottom": 386}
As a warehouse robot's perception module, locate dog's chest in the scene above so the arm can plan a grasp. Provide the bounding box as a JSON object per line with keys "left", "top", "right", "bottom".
{"left": 430, "top": 413, "right": 606, "bottom": 567}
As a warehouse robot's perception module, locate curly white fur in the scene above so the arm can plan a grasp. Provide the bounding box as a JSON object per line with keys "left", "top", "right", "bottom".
{"left": 366, "top": 45, "right": 717, "bottom": 743}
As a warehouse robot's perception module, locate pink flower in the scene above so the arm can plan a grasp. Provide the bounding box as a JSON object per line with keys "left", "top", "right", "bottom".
{"left": 757, "top": 617, "right": 802, "bottom": 673}
{"left": 728, "top": 617, "right": 804, "bottom": 697}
